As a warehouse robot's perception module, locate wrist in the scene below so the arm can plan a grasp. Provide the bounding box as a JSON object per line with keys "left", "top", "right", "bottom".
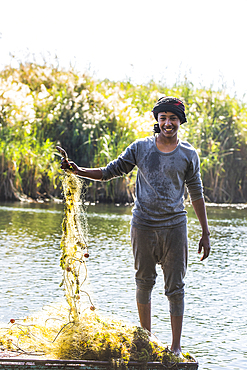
{"left": 76, "top": 168, "right": 84, "bottom": 176}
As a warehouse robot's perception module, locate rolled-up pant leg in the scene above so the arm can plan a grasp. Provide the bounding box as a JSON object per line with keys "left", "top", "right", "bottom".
{"left": 131, "top": 223, "right": 188, "bottom": 316}
{"left": 160, "top": 223, "right": 188, "bottom": 316}
{"left": 131, "top": 226, "right": 158, "bottom": 304}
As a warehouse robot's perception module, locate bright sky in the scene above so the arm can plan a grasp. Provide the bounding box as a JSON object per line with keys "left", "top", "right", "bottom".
{"left": 1, "top": 0, "right": 247, "bottom": 100}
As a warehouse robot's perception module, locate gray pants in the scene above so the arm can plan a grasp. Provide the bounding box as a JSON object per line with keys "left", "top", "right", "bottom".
{"left": 131, "top": 223, "right": 188, "bottom": 316}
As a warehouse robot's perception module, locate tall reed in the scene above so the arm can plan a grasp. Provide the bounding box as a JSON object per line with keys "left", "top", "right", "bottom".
{"left": 0, "top": 63, "right": 246, "bottom": 203}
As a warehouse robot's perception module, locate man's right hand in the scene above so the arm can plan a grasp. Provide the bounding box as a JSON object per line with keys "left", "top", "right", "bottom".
{"left": 60, "top": 158, "right": 80, "bottom": 173}
{"left": 60, "top": 159, "right": 103, "bottom": 180}
{"left": 60, "top": 157, "right": 71, "bottom": 170}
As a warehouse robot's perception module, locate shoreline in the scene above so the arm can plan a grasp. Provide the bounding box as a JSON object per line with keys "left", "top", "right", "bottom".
{"left": 0, "top": 198, "right": 247, "bottom": 209}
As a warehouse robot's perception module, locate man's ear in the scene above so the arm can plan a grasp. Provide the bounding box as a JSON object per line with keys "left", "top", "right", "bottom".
{"left": 153, "top": 123, "right": 161, "bottom": 134}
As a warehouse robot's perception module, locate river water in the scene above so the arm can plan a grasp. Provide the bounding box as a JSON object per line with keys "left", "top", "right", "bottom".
{"left": 0, "top": 201, "right": 247, "bottom": 369}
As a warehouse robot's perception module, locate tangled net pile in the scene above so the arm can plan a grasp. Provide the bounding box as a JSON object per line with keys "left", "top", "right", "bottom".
{"left": 0, "top": 168, "right": 196, "bottom": 367}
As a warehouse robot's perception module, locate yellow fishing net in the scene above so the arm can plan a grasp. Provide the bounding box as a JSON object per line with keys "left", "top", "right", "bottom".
{"left": 59, "top": 171, "right": 94, "bottom": 321}
{"left": 0, "top": 160, "right": 196, "bottom": 366}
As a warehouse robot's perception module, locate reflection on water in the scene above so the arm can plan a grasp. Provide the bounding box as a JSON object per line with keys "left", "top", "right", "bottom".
{"left": 0, "top": 202, "right": 247, "bottom": 370}
{"left": 0, "top": 202, "right": 64, "bottom": 321}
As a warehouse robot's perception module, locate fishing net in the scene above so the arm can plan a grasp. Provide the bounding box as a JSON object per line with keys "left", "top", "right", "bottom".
{"left": 0, "top": 163, "right": 196, "bottom": 366}
{"left": 59, "top": 171, "right": 94, "bottom": 321}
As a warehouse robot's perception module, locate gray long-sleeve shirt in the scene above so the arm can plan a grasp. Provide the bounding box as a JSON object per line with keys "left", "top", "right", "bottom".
{"left": 101, "top": 136, "right": 203, "bottom": 229}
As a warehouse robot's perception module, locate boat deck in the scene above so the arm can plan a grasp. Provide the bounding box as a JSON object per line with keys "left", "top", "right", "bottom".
{"left": 0, "top": 357, "right": 198, "bottom": 370}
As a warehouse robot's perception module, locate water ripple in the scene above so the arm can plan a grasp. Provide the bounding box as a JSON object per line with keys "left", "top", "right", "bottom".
{"left": 0, "top": 203, "right": 246, "bottom": 369}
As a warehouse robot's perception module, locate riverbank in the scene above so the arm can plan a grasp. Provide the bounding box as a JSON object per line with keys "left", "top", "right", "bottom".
{"left": 3, "top": 195, "right": 246, "bottom": 211}
{"left": 1, "top": 63, "right": 247, "bottom": 204}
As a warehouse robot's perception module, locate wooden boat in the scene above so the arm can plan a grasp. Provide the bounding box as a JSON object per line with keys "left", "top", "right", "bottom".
{"left": 0, "top": 357, "right": 198, "bottom": 370}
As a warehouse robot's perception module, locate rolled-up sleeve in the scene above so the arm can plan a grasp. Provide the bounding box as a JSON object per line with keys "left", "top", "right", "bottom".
{"left": 185, "top": 152, "right": 203, "bottom": 202}
{"left": 101, "top": 142, "right": 137, "bottom": 181}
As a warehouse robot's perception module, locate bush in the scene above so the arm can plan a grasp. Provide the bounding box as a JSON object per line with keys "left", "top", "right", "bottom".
{"left": 0, "top": 63, "right": 246, "bottom": 203}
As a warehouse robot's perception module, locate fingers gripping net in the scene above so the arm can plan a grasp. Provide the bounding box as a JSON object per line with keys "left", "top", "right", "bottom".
{"left": 60, "top": 172, "right": 95, "bottom": 321}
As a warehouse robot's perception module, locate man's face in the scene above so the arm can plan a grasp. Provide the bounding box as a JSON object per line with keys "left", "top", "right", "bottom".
{"left": 157, "top": 111, "right": 181, "bottom": 138}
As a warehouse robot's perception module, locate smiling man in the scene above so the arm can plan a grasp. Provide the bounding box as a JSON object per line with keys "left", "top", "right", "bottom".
{"left": 61, "top": 96, "right": 211, "bottom": 357}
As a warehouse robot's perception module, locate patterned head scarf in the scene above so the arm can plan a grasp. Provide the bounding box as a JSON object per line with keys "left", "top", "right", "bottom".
{"left": 152, "top": 96, "right": 187, "bottom": 124}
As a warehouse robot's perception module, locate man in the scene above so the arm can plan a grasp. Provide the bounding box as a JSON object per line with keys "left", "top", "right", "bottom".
{"left": 61, "top": 96, "right": 210, "bottom": 356}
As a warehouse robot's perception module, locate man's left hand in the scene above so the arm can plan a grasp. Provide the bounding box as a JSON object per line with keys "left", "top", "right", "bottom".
{"left": 198, "top": 234, "right": 211, "bottom": 261}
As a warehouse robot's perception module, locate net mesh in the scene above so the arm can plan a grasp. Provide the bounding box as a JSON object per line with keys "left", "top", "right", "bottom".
{"left": 59, "top": 171, "right": 94, "bottom": 321}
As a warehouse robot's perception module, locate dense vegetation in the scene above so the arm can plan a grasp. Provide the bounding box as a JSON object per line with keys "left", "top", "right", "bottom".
{"left": 0, "top": 63, "right": 246, "bottom": 203}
